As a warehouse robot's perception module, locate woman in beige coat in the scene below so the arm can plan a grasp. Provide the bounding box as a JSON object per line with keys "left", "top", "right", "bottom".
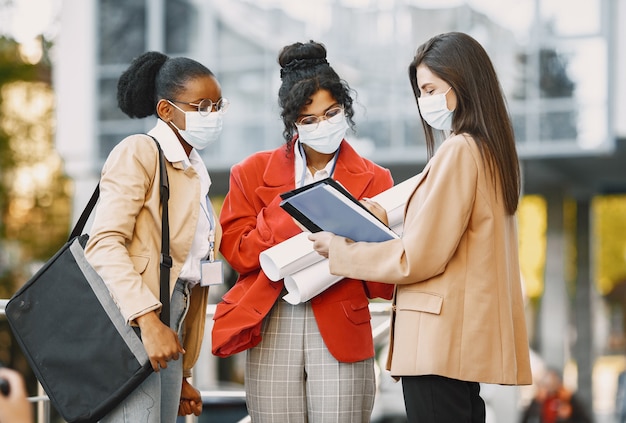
{"left": 309, "top": 32, "right": 532, "bottom": 422}
{"left": 85, "top": 51, "right": 225, "bottom": 422}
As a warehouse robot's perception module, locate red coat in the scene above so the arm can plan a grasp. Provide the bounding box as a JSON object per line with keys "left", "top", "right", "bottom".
{"left": 212, "top": 141, "right": 394, "bottom": 362}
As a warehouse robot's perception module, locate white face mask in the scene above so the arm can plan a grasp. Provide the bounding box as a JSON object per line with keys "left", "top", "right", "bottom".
{"left": 418, "top": 87, "right": 454, "bottom": 131}
{"left": 296, "top": 116, "right": 349, "bottom": 154}
{"left": 168, "top": 101, "right": 223, "bottom": 150}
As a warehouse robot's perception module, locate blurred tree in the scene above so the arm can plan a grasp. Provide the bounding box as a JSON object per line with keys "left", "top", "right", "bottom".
{"left": 0, "top": 36, "right": 71, "bottom": 384}
{"left": 593, "top": 195, "right": 626, "bottom": 296}
{"left": 593, "top": 195, "right": 626, "bottom": 354}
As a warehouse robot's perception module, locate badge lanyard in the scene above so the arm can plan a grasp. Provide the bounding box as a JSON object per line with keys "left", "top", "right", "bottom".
{"left": 297, "top": 141, "right": 340, "bottom": 188}
{"left": 200, "top": 196, "right": 223, "bottom": 286}
{"left": 201, "top": 196, "right": 216, "bottom": 262}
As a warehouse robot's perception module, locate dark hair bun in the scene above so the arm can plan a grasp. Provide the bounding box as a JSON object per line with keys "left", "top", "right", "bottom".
{"left": 117, "top": 51, "right": 168, "bottom": 118}
{"left": 278, "top": 41, "right": 329, "bottom": 78}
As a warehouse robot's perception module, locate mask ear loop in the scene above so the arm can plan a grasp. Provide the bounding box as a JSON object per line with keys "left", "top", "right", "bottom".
{"left": 169, "top": 120, "right": 183, "bottom": 132}
{"left": 165, "top": 100, "right": 186, "bottom": 132}
{"left": 442, "top": 86, "right": 453, "bottom": 111}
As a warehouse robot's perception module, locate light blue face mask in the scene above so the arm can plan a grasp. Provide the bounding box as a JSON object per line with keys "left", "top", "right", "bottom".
{"left": 296, "top": 115, "right": 349, "bottom": 154}
{"left": 418, "top": 87, "right": 453, "bottom": 131}
{"left": 169, "top": 101, "right": 223, "bottom": 150}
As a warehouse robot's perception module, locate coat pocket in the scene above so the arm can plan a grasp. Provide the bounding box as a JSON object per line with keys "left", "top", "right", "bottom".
{"left": 396, "top": 291, "right": 443, "bottom": 315}
{"left": 212, "top": 297, "right": 237, "bottom": 320}
{"left": 341, "top": 300, "right": 371, "bottom": 325}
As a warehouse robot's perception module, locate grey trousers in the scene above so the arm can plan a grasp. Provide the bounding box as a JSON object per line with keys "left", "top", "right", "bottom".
{"left": 100, "top": 280, "right": 191, "bottom": 423}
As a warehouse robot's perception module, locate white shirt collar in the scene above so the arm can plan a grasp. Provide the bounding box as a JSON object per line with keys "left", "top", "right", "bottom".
{"left": 148, "top": 118, "right": 201, "bottom": 170}
{"left": 294, "top": 140, "right": 335, "bottom": 188}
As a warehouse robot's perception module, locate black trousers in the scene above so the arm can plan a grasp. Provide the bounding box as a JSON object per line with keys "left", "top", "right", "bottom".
{"left": 401, "top": 375, "right": 486, "bottom": 423}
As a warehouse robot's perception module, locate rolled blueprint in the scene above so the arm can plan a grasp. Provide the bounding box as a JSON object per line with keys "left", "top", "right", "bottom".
{"left": 259, "top": 232, "right": 323, "bottom": 281}
{"left": 282, "top": 260, "right": 343, "bottom": 305}
{"left": 259, "top": 173, "right": 421, "bottom": 304}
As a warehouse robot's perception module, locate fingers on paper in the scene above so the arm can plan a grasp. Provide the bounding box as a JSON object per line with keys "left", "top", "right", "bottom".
{"left": 308, "top": 232, "right": 332, "bottom": 258}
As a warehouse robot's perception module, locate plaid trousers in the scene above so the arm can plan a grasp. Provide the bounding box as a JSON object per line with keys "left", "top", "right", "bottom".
{"left": 245, "top": 300, "right": 376, "bottom": 423}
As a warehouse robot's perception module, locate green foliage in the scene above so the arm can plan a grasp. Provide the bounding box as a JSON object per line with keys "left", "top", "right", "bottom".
{"left": 0, "top": 37, "right": 37, "bottom": 80}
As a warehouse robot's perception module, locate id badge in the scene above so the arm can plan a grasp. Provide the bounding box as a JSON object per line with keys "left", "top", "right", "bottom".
{"left": 200, "top": 260, "right": 224, "bottom": 286}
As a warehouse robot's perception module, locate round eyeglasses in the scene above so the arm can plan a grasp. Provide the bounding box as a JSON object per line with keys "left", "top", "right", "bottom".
{"left": 169, "top": 97, "right": 230, "bottom": 116}
{"left": 296, "top": 106, "right": 344, "bottom": 132}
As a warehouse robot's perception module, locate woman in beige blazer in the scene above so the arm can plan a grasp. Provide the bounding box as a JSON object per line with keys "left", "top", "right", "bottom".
{"left": 310, "top": 32, "right": 532, "bottom": 422}
{"left": 85, "top": 51, "right": 226, "bottom": 422}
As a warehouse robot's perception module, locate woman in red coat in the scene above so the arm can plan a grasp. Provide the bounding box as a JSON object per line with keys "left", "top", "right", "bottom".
{"left": 212, "top": 41, "right": 394, "bottom": 422}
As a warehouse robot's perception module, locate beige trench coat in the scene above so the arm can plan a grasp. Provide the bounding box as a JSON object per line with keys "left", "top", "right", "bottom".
{"left": 85, "top": 133, "right": 221, "bottom": 377}
{"left": 328, "top": 134, "right": 532, "bottom": 385}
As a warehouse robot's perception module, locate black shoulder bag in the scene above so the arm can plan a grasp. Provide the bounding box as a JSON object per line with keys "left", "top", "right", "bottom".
{"left": 5, "top": 137, "right": 171, "bottom": 423}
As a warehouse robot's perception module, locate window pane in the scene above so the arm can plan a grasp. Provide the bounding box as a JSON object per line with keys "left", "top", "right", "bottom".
{"left": 165, "top": 0, "right": 196, "bottom": 55}
{"left": 512, "top": 113, "right": 528, "bottom": 144}
{"left": 541, "top": 0, "right": 601, "bottom": 35}
{"left": 99, "top": 0, "right": 146, "bottom": 65}
{"left": 559, "top": 38, "right": 608, "bottom": 149}
{"left": 98, "top": 78, "right": 126, "bottom": 121}
{"left": 539, "top": 110, "right": 578, "bottom": 141}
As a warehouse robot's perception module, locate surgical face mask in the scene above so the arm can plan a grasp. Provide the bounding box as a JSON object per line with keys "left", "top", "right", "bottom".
{"left": 168, "top": 101, "right": 223, "bottom": 150}
{"left": 418, "top": 87, "right": 454, "bottom": 131}
{"left": 296, "top": 116, "right": 349, "bottom": 154}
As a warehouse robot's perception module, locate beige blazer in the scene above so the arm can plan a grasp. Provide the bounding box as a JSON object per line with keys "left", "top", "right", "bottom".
{"left": 85, "top": 133, "right": 220, "bottom": 375}
{"left": 328, "top": 134, "right": 532, "bottom": 385}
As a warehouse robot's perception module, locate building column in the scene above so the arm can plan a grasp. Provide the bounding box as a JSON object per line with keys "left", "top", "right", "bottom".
{"left": 539, "top": 191, "right": 569, "bottom": 370}
{"left": 54, "top": 0, "right": 99, "bottom": 227}
{"left": 573, "top": 197, "right": 594, "bottom": 413}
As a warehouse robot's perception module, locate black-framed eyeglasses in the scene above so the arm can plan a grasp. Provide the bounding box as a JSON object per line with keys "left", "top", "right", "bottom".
{"left": 169, "top": 97, "right": 230, "bottom": 116}
{"left": 296, "top": 106, "right": 344, "bottom": 131}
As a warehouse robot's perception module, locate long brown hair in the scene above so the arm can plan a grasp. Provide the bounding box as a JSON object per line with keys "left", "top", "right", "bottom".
{"left": 409, "top": 32, "right": 521, "bottom": 214}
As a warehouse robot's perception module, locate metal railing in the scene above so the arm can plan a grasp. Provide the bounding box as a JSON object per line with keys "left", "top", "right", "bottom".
{"left": 0, "top": 299, "right": 392, "bottom": 423}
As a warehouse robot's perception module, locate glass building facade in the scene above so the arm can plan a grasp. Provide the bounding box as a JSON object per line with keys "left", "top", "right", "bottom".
{"left": 92, "top": 0, "right": 613, "bottom": 171}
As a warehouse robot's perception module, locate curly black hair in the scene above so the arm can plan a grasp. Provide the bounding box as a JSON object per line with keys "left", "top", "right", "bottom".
{"left": 117, "top": 51, "right": 214, "bottom": 119}
{"left": 277, "top": 41, "right": 356, "bottom": 150}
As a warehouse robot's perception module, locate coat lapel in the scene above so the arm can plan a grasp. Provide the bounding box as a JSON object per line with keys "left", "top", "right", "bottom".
{"left": 254, "top": 140, "right": 382, "bottom": 206}
{"left": 254, "top": 147, "right": 296, "bottom": 206}
{"left": 327, "top": 141, "right": 377, "bottom": 198}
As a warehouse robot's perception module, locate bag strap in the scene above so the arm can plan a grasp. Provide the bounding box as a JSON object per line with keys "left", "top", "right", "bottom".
{"left": 68, "top": 136, "right": 171, "bottom": 326}
{"left": 69, "top": 185, "right": 99, "bottom": 241}
{"left": 150, "top": 136, "right": 172, "bottom": 327}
